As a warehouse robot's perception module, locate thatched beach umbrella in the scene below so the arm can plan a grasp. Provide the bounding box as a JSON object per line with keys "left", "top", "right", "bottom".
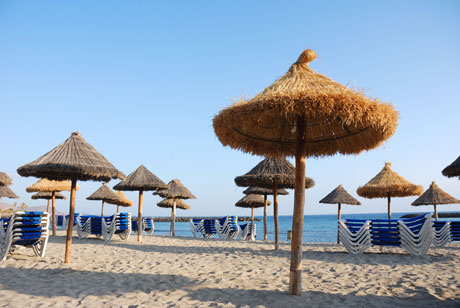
{"left": 157, "top": 198, "right": 191, "bottom": 209}
{"left": 87, "top": 183, "right": 122, "bottom": 216}
{"left": 26, "top": 178, "right": 78, "bottom": 236}
{"left": 17, "top": 132, "right": 125, "bottom": 263}
{"left": 412, "top": 181, "right": 460, "bottom": 221}
{"left": 155, "top": 179, "right": 196, "bottom": 236}
{"left": 442, "top": 155, "right": 460, "bottom": 179}
{"left": 114, "top": 190, "right": 134, "bottom": 213}
{"left": 113, "top": 165, "right": 166, "bottom": 242}
{"left": 0, "top": 186, "right": 19, "bottom": 199}
{"left": 235, "top": 158, "right": 314, "bottom": 250}
{"left": 243, "top": 186, "right": 288, "bottom": 241}
{"left": 213, "top": 49, "right": 398, "bottom": 295}
{"left": 236, "top": 194, "right": 272, "bottom": 240}
{"left": 357, "top": 162, "right": 422, "bottom": 219}
{"left": 0, "top": 172, "right": 12, "bottom": 186}
{"left": 319, "top": 185, "right": 361, "bottom": 244}
{"left": 32, "top": 191, "right": 66, "bottom": 200}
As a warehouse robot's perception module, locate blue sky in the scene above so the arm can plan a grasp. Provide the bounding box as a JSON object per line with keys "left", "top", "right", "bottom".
{"left": 1, "top": 1, "right": 459, "bottom": 217}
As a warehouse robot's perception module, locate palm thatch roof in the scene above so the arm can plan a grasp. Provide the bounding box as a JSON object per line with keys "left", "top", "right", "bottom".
{"left": 357, "top": 162, "right": 423, "bottom": 198}
{"left": 0, "top": 186, "right": 19, "bottom": 199}
{"left": 442, "top": 155, "right": 460, "bottom": 178}
{"left": 87, "top": 183, "right": 121, "bottom": 205}
{"left": 0, "top": 172, "right": 12, "bottom": 186}
{"left": 243, "top": 186, "right": 288, "bottom": 196}
{"left": 412, "top": 182, "right": 460, "bottom": 206}
{"left": 234, "top": 158, "right": 315, "bottom": 189}
{"left": 213, "top": 49, "right": 398, "bottom": 158}
{"left": 319, "top": 185, "right": 361, "bottom": 205}
{"left": 155, "top": 179, "right": 196, "bottom": 199}
{"left": 113, "top": 165, "right": 166, "bottom": 191}
{"left": 26, "top": 178, "right": 79, "bottom": 193}
{"left": 17, "top": 132, "right": 126, "bottom": 182}
{"left": 236, "top": 194, "right": 272, "bottom": 208}
{"left": 157, "top": 198, "right": 191, "bottom": 210}
{"left": 31, "top": 191, "right": 66, "bottom": 200}
{"left": 114, "top": 191, "right": 133, "bottom": 207}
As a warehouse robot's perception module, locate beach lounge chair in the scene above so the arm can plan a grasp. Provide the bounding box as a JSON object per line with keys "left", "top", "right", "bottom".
{"left": 190, "top": 218, "right": 204, "bottom": 238}
{"left": 0, "top": 211, "right": 50, "bottom": 260}
{"left": 103, "top": 213, "right": 131, "bottom": 242}
{"left": 131, "top": 217, "right": 154, "bottom": 235}
{"left": 60, "top": 213, "right": 79, "bottom": 230}
{"left": 202, "top": 219, "right": 217, "bottom": 238}
{"left": 76, "top": 215, "right": 101, "bottom": 239}
{"left": 433, "top": 221, "right": 460, "bottom": 247}
{"left": 339, "top": 214, "right": 433, "bottom": 256}
{"left": 215, "top": 216, "right": 240, "bottom": 240}
{"left": 239, "top": 223, "right": 256, "bottom": 240}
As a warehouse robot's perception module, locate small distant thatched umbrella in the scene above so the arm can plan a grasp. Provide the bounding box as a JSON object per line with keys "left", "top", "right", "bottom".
{"left": 236, "top": 194, "right": 272, "bottom": 240}
{"left": 157, "top": 198, "right": 191, "bottom": 209}
{"left": 155, "top": 179, "right": 196, "bottom": 236}
{"left": 87, "top": 183, "right": 122, "bottom": 216}
{"left": 113, "top": 165, "right": 166, "bottom": 242}
{"left": 32, "top": 191, "right": 66, "bottom": 200}
{"left": 357, "top": 162, "right": 423, "bottom": 219}
{"left": 114, "top": 190, "right": 134, "bottom": 213}
{"left": 412, "top": 181, "right": 460, "bottom": 221}
{"left": 235, "top": 158, "right": 314, "bottom": 250}
{"left": 0, "top": 172, "right": 12, "bottom": 186}
{"left": 442, "top": 155, "right": 460, "bottom": 179}
{"left": 17, "top": 132, "right": 125, "bottom": 263}
{"left": 243, "top": 186, "right": 288, "bottom": 241}
{"left": 26, "top": 178, "right": 78, "bottom": 236}
{"left": 319, "top": 185, "right": 361, "bottom": 244}
{"left": 213, "top": 49, "right": 398, "bottom": 295}
{"left": 0, "top": 186, "right": 19, "bottom": 199}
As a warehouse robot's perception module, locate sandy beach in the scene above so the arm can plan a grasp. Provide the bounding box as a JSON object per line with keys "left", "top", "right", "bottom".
{"left": 0, "top": 232, "right": 458, "bottom": 307}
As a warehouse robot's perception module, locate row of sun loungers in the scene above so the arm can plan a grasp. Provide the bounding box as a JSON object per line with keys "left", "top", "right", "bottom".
{"left": 190, "top": 216, "right": 256, "bottom": 240}
{"left": 433, "top": 221, "right": 460, "bottom": 247}
{"left": 76, "top": 213, "right": 132, "bottom": 242}
{"left": 131, "top": 217, "right": 155, "bottom": 235}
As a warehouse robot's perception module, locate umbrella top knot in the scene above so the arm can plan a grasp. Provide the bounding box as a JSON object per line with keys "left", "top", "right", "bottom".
{"left": 296, "top": 49, "right": 316, "bottom": 65}
{"left": 384, "top": 162, "right": 392, "bottom": 168}
{"left": 71, "top": 132, "right": 81, "bottom": 137}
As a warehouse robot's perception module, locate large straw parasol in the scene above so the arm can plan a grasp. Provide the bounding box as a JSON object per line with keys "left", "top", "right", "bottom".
{"left": 113, "top": 165, "right": 166, "bottom": 242}
{"left": 17, "top": 131, "right": 125, "bottom": 263}
{"left": 26, "top": 178, "right": 79, "bottom": 236}
{"left": 236, "top": 194, "right": 272, "bottom": 240}
{"left": 87, "top": 183, "right": 122, "bottom": 216}
{"left": 32, "top": 191, "right": 66, "bottom": 200}
{"left": 235, "top": 157, "right": 314, "bottom": 250}
{"left": 213, "top": 49, "right": 398, "bottom": 295}
{"left": 243, "top": 186, "right": 287, "bottom": 241}
{"left": 319, "top": 185, "right": 361, "bottom": 244}
{"left": 357, "top": 162, "right": 422, "bottom": 219}
{"left": 442, "top": 155, "right": 460, "bottom": 179}
{"left": 114, "top": 190, "right": 134, "bottom": 213}
{"left": 0, "top": 172, "right": 12, "bottom": 186}
{"left": 411, "top": 181, "right": 460, "bottom": 221}
{"left": 155, "top": 179, "right": 196, "bottom": 236}
{"left": 0, "top": 186, "right": 19, "bottom": 199}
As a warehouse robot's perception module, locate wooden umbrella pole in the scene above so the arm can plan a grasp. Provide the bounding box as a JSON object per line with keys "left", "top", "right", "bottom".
{"left": 289, "top": 116, "right": 307, "bottom": 296}
{"left": 117, "top": 205, "right": 120, "bottom": 213}
{"left": 46, "top": 199, "right": 50, "bottom": 213}
{"left": 387, "top": 193, "right": 391, "bottom": 219}
{"left": 273, "top": 183, "right": 279, "bottom": 250}
{"left": 171, "top": 199, "right": 176, "bottom": 236}
{"left": 434, "top": 204, "right": 438, "bottom": 221}
{"left": 251, "top": 206, "right": 255, "bottom": 240}
{"left": 138, "top": 190, "right": 143, "bottom": 242}
{"left": 337, "top": 203, "right": 341, "bottom": 244}
{"left": 101, "top": 200, "right": 105, "bottom": 216}
{"left": 65, "top": 178, "right": 77, "bottom": 264}
{"left": 52, "top": 191, "right": 57, "bottom": 236}
{"left": 263, "top": 194, "right": 268, "bottom": 241}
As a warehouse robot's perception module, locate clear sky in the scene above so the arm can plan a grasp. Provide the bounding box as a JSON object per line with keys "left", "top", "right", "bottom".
{"left": 1, "top": 1, "right": 459, "bottom": 217}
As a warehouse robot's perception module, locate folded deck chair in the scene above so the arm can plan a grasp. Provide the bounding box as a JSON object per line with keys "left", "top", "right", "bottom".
{"left": 143, "top": 217, "right": 154, "bottom": 235}
{"left": 215, "top": 216, "right": 240, "bottom": 240}
{"left": 62, "top": 213, "right": 79, "bottom": 230}
{"left": 338, "top": 220, "right": 372, "bottom": 254}
{"left": 76, "top": 215, "right": 98, "bottom": 239}
{"left": 433, "top": 221, "right": 460, "bottom": 247}
{"left": 398, "top": 214, "right": 433, "bottom": 256}
{"left": 202, "top": 219, "right": 217, "bottom": 238}
{"left": 0, "top": 211, "right": 50, "bottom": 261}
{"left": 239, "top": 223, "right": 256, "bottom": 240}
{"left": 103, "top": 213, "right": 131, "bottom": 242}
{"left": 190, "top": 219, "right": 204, "bottom": 238}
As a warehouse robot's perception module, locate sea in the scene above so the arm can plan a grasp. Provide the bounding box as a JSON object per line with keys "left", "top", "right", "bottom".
{"left": 150, "top": 213, "right": 460, "bottom": 243}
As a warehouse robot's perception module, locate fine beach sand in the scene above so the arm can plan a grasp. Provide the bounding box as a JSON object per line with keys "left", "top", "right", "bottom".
{"left": 0, "top": 231, "right": 459, "bottom": 308}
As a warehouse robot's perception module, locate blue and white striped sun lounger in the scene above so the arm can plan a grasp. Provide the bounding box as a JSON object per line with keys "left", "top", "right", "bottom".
{"left": 131, "top": 217, "right": 154, "bottom": 235}
{"left": 0, "top": 211, "right": 50, "bottom": 261}
{"left": 103, "top": 213, "right": 131, "bottom": 242}
{"left": 433, "top": 221, "right": 460, "bottom": 247}
{"left": 190, "top": 219, "right": 204, "bottom": 238}
{"left": 202, "top": 219, "right": 217, "bottom": 238}
{"left": 215, "top": 216, "right": 240, "bottom": 240}
{"left": 239, "top": 223, "right": 256, "bottom": 240}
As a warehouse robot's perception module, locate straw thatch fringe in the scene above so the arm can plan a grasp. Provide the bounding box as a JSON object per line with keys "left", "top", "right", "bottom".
{"left": 87, "top": 183, "right": 121, "bottom": 205}
{"left": 243, "top": 186, "right": 288, "bottom": 196}
{"left": 0, "top": 186, "right": 19, "bottom": 199}
{"left": 236, "top": 194, "right": 272, "bottom": 208}
{"left": 26, "top": 178, "right": 79, "bottom": 193}
{"left": 114, "top": 191, "right": 133, "bottom": 207}
{"left": 213, "top": 50, "right": 398, "bottom": 158}
{"left": 319, "top": 185, "right": 361, "bottom": 205}
{"left": 32, "top": 191, "right": 66, "bottom": 200}
{"left": 234, "top": 158, "right": 315, "bottom": 189}
{"left": 0, "top": 172, "right": 12, "bottom": 186}
{"left": 155, "top": 179, "right": 196, "bottom": 199}
{"left": 357, "top": 162, "right": 423, "bottom": 198}
{"left": 412, "top": 182, "right": 460, "bottom": 206}
{"left": 113, "top": 165, "right": 166, "bottom": 191}
{"left": 17, "top": 132, "right": 126, "bottom": 182}
{"left": 157, "top": 198, "right": 190, "bottom": 210}
{"left": 442, "top": 155, "right": 460, "bottom": 178}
